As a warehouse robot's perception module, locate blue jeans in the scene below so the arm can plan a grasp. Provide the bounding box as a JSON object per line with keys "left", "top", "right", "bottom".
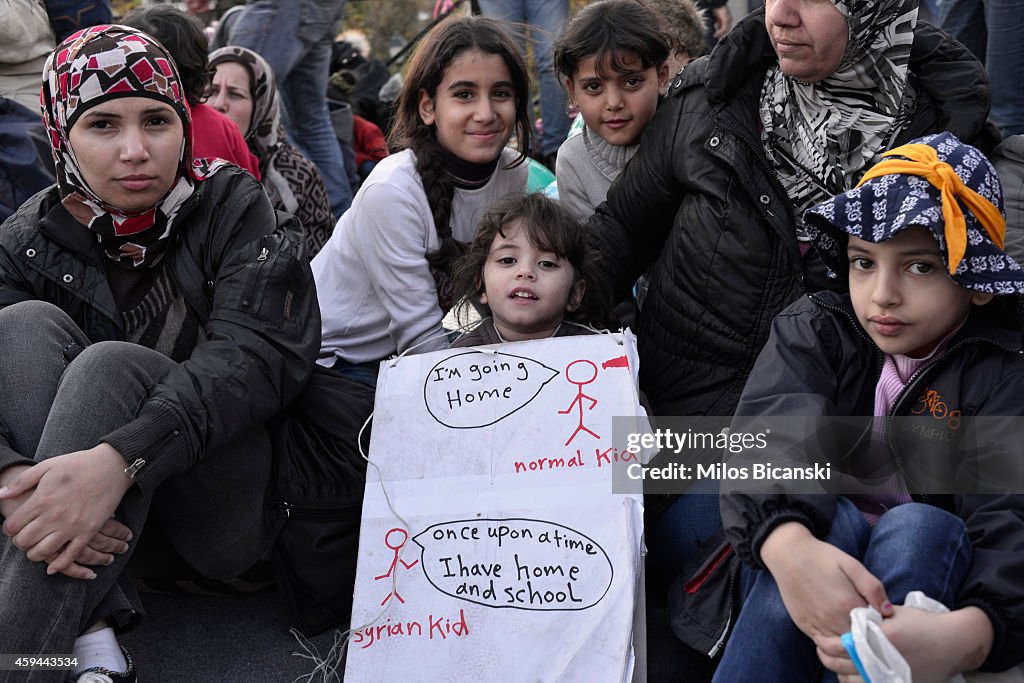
{"left": 937, "top": 0, "right": 1024, "bottom": 137}
{"left": 229, "top": 0, "right": 354, "bottom": 216}
{"left": 713, "top": 498, "right": 971, "bottom": 683}
{"left": 0, "top": 302, "right": 270, "bottom": 678}
{"left": 477, "top": 0, "right": 570, "bottom": 157}
{"left": 646, "top": 480, "right": 722, "bottom": 583}
{"left": 329, "top": 356, "right": 379, "bottom": 388}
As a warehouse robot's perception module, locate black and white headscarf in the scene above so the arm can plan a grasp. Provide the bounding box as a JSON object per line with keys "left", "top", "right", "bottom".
{"left": 208, "top": 45, "right": 334, "bottom": 257}
{"left": 760, "top": 0, "right": 919, "bottom": 237}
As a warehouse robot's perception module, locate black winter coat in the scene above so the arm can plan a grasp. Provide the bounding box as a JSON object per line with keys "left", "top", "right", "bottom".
{"left": 590, "top": 10, "right": 995, "bottom": 416}
{"left": 0, "top": 168, "right": 320, "bottom": 493}
{"left": 720, "top": 291, "right": 1024, "bottom": 672}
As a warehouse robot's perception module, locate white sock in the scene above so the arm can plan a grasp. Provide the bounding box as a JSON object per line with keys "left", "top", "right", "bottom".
{"left": 72, "top": 627, "right": 127, "bottom": 675}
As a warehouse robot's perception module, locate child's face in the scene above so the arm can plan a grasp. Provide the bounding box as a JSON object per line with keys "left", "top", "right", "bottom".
{"left": 847, "top": 228, "right": 992, "bottom": 357}
{"left": 480, "top": 220, "right": 586, "bottom": 341}
{"left": 566, "top": 51, "right": 668, "bottom": 147}
{"left": 418, "top": 48, "right": 516, "bottom": 164}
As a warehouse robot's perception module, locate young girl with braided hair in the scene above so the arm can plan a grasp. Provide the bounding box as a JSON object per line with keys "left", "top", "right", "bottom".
{"left": 311, "top": 14, "right": 532, "bottom": 386}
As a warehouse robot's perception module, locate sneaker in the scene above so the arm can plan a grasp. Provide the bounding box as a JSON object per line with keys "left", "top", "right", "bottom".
{"left": 69, "top": 648, "right": 137, "bottom": 683}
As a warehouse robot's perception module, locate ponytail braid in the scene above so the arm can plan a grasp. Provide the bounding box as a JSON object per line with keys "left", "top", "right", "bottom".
{"left": 408, "top": 128, "right": 464, "bottom": 310}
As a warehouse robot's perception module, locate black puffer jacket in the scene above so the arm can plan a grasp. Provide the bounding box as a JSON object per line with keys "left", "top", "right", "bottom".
{"left": 720, "top": 291, "right": 1024, "bottom": 672}
{"left": 590, "top": 10, "right": 995, "bottom": 416}
{"left": 0, "top": 167, "right": 320, "bottom": 493}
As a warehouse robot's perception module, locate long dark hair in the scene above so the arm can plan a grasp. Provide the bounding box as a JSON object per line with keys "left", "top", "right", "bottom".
{"left": 452, "top": 193, "right": 613, "bottom": 328}
{"left": 388, "top": 15, "right": 532, "bottom": 277}
{"left": 121, "top": 5, "right": 213, "bottom": 106}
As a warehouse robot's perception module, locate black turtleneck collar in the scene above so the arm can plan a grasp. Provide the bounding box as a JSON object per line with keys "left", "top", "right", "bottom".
{"left": 438, "top": 145, "right": 500, "bottom": 190}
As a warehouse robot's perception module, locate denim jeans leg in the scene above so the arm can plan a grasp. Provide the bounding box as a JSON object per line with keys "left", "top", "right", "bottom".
{"left": 228, "top": 0, "right": 353, "bottom": 216}
{"left": 476, "top": 0, "right": 528, "bottom": 29}
{"left": 713, "top": 498, "right": 871, "bottom": 683}
{"left": 645, "top": 482, "right": 721, "bottom": 584}
{"left": 982, "top": 0, "right": 1024, "bottom": 137}
{"left": 280, "top": 30, "right": 353, "bottom": 217}
{"left": 526, "top": 0, "right": 570, "bottom": 156}
{"left": 937, "top": 0, "right": 987, "bottom": 61}
{"left": 226, "top": 0, "right": 304, "bottom": 76}
{"left": 862, "top": 502, "right": 971, "bottom": 606}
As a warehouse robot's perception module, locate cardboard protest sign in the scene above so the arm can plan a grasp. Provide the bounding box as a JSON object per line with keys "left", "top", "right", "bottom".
{"left": 345, "top": 331, "right": 648, "bottom": 682}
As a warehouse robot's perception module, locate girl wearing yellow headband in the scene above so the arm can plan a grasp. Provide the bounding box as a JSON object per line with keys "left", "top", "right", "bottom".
{"left": 680, "top": 133, "right": 1024, "bottom": 681}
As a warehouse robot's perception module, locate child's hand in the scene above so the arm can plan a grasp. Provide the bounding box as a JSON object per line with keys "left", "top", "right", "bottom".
{"left": 1, "top": 445, "right": 134, "bottom": 578}
{"left": 761, "top": 522, "right": 893, "bottom": 640}
{"left": 815, "top": 605, "right": 994, "bottom": 682}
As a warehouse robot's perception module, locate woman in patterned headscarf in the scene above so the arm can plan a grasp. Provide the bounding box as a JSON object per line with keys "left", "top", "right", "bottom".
{"left": 0, "top": 25, "right": 318, "bottom": 681}
{"left": 208, "top": 45, "right": 335, "bottom": 258}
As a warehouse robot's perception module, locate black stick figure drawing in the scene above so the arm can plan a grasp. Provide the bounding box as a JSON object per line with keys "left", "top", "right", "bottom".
{"left": 375, "top": 527, "right": 419, "bottom": 605}
{"left": 559, "top": 359, "right": 600, "bottom": 446}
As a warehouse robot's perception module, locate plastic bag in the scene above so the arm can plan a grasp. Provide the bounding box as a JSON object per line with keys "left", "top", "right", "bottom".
{"left": 841, "top": 591, "right": 966, "bottom": 683}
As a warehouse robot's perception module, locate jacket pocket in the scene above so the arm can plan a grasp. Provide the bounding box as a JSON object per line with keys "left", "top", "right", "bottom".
{"left": 226, "top": 216, "right": 312, "bottom": 333}
{"left": 265, "top": 496, "right": 364, "bottom": 635}
{"left": 667, "top": 529, "right": 741, "bottom": 657}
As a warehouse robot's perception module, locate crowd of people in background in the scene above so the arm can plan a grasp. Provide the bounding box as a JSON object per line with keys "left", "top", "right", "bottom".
{"left": 1, "top": 1, "right": 1024, "bottom": 682}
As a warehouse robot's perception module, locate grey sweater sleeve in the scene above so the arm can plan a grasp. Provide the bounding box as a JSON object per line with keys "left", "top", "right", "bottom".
{"left": 556, "top": 134, "right": 604, "bottom": 222}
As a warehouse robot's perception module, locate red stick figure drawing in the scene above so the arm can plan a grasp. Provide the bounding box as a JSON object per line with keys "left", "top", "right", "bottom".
{"left": 375, "top": 528, "right": 419, "bottom": 606}
{"left": 559, "top": 359, "right": 600, "bottom": 446}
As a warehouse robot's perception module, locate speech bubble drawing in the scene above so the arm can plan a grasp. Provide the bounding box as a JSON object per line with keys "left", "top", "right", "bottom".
{"left": 424, "top": 352, "right": 559, "bottom": 429}
{"left": 412, "top": 518, "right": 613, "bottom": 611}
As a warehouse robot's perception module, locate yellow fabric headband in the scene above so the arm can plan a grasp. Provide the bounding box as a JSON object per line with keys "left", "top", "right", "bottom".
{"left": 856, "top": 142, "right": 1005, "bottom": 275}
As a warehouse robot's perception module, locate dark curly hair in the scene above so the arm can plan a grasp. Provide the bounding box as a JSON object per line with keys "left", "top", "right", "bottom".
{"left": 554, "top": 0, "right": 671, "bottom": 80}
{"left": 121, "top": 5, "right": 213, "bottom": 106}
{"left": 452, "top": 192, "right": 613, "bottom": 329}
{"left": 388, "top": 15, "right": 533, "bottom": 279}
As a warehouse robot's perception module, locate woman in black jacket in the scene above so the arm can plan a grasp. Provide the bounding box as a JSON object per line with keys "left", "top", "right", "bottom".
{"left": 590, "top": 0, "right": 998, "bottom": 582}
{"left": 591, "top": 0, "right": 996, "bottom": 418}
{"left": 0, "top": 26, "right": 319, "bottom": 682}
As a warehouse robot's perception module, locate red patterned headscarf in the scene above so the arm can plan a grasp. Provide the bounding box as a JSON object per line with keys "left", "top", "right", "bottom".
{"left": 41, "top": 24, "right": 227, "bottom": 268}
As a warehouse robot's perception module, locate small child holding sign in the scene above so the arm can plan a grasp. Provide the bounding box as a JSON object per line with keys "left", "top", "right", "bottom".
{"left": 450, "top": 192, "right": 612, "bottom": 347}
{"left": 711, "top": 133, "right": 1024, "bottom": 680}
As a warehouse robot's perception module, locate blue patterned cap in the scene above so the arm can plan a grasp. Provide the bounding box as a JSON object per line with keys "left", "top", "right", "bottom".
{"left": 804, "top": 132, "right": 1024, "bottom": 295}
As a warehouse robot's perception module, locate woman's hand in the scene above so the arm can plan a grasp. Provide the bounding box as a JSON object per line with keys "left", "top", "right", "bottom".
{"left": 48, "top": 517, "right": 134, "bottom": 579}
{"left": 0, "top": 445, "right": 134, "bottom": 578}
{"left": 0, "top": 464, "right": 31, "bottom": 520}
{"left": 815, "top": 605, "right": 994, "bottom": 682}
{"left": 760, "top": 522, "right": 893, "bottom": 640}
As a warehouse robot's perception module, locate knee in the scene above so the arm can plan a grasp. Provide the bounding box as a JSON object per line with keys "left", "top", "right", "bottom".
{"left": 876, "top": 503, "right": 967, "bottom": 542}
{"left": 0, "top": 301, "right": 81, "bottom": 366}
{"left": 0, "top": 300, "right": 69, "bottom": 333}
{"left": 62, "top": 341, "right": 170, "bottom": 386}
